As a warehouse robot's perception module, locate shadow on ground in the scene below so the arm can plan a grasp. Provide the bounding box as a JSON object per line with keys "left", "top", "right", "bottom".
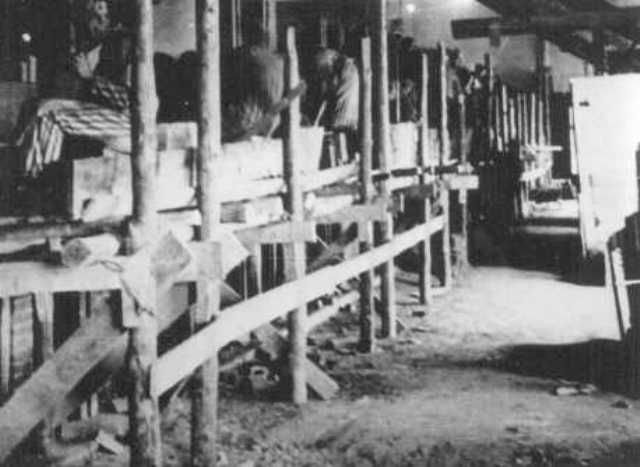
{"left": 491, "top": 339, "right": 629, "bottom": 395}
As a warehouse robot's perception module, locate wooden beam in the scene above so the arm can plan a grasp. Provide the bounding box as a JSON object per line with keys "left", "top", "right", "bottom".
{"left": 0, "top": 296, "right": 124, "bottom": 465}
{"left": 283, "top": 26, "right": 308, "bottom": 405}
{"left": 127, "top": 1, "right": 162, "bottom": 465}
{"left": 235, "top": 221, "right": 316, "bottom": 246}
{"left": 358, "top": 36, "right": 375, "bottom": 353}
{"left": 0, "top": 298, "right": 10, "bottom": 399}
{"left": 191, "top": 0, "right": 222, "bottom": 465}
{"left": 314, "top": 199, "right": 390, "bottom": 225}
{"left": 439, "top": 42, "right": 452, "bottom": 289}
{"left": 372, "top": 0, "right": 397, "bottom": 340}
{"left": 253, "top": 324, "right": 338, "bottom": 399}
{"left": 419, "top": 52, "right": 433, "bottom": 306}
{"left": 263, "top": 0, "right": 278, "bottom": 50}
{"left": 452, "top": 10, "right": 640, "bottom": 39}
{"left": 154, "top": 215, "right": 445, "bottom": 394}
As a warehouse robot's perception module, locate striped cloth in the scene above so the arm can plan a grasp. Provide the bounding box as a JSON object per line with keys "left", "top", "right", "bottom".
{"left": 17, "top": 99, "right": 130, "bottom": 176}
{"left": 89, "top": 76, "right": 130, "bottom": 112}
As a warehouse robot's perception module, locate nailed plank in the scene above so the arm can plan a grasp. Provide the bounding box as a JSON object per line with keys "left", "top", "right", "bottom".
{"left": 154, "top": 216, "right": 444, "bottom": 394}
{"left": 0, "top": 241, "right": 214, "bottom": 297}
{"left": 314, "top": 199, "right": 390, "bottom": 225}
{"left": 0, "top": 298, "right": 10, "bottom": 398}
{"left": 235, "top": 221, "right": 316, "bottom": 246}
{"left": 0, "top": 296, "right": 124, "bottom": 464}
{"left": 252, "top": 324, "right": 338, "bottom": 400}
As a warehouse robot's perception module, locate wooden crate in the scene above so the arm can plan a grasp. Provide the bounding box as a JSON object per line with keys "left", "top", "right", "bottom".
{"left": 67, "top": 125, "right": 325, "bottom": 221}
{"left": 68, "top": 148, "right": 196, "bottom": 221}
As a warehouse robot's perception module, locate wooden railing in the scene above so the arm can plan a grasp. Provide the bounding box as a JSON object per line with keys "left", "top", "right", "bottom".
{"left": 0, "top": 3, "right": 476, "bottom": 464}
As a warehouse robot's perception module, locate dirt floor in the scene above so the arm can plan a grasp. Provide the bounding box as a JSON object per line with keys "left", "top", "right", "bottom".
{"left": 23, "top": 257, "right": 639, "bottom": 466}
{"left": 145, "top": 263, "right": 640, "bottom": 467}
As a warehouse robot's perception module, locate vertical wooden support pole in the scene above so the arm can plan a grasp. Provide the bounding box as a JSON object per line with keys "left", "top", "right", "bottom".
{"left": 508, "top": 96, "right": 516, "bottom": 143}
{"left": 283, "top": 27, "right": 307, "bottom": 404}
{"left": 593, "top": 29, "right": 608, "bottom": 75}
{"left": 419, "top": 52, "right": 433, "bottom": 305}
{"left": 522, "top": 92, "right": 528, "bottom": 146}
{"left": 127, "top": 1, "right": 161, "bottom": 466}
{"left": 544, "top": 68, "right": 553, "bottom": 147}
{"left": 78, "top": 292, "right": 99, "bottom": 419}
{"left": 458, "top": 90, "right": 469, "bottom": 269}
{"left": 484, "top": 54, "right": 494, "bottom": 154}
{"left": 528, "top": 92, "right": 536, "bottom": 146}
{"left": 439, "top": 42, "right": 452, "bottom": 289}
{"left": 500, "top": 84, "right": 508, "bottom": 148}
{"left": 34, "top": 292, "right": 55, "bottom": 446}
{"left": 262, "top": 0, "right": 277, "bottom": 51}
{"left": 358, "top": 37, "right": 375, "bottom": 352}
{"left": 373, "top": 0, "right": 396, "bottom": 339}
{"left": 191, "top": 1, "right": 222, "bottom": 465}
{"left": 0, "top": 298, "right": 9, "bottom": 399}
{"left": 319, "top": 14, "right": 329, "bottom": 48}
{"left": 248, "top": 245, "right": 263, "bottom": 296}
{"left": 232, "top": 0, "right": 243, "bottom": 49}
{"left": 517, "top": 93, "right": 524, "bottom": 145}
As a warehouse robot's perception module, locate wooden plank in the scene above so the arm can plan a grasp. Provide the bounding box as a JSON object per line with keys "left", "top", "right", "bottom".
{"left": 283, "top": 26, "right": 307, "bottom": 405}
{"left": 252, "top": 324, "right": 338, "bottom": 400}
{"left": 154, "top": 216, "right": 444, "bottom": 394}
{"left": 373, "top": 0, "right": 396, "bottom": 340}
{"left": 359, "top": 36, "right": 375, "bottom": 353}
{"left": 314, "top": 199, "right": 390, "bottom": 225}
{"left": 419, "top": 51, "right": 433, "bottom": 307}
{"left": 608, "top": 247, "right": 631, "bottom": 338}
{"left": 306, "top": 289, "right": 359, "bottom": 332}
{"left": 191, "top": 0, "right": 223, "bottom": 463}
{"left": 0, "top": 240, "right": 218, "bottom": 298}
{"left": 127, "top": 0, "right": 162, "bottom": 464}
{"left": 451, "top": 10, "right": 640, "bottom": 39}
{"left": 443, "top": 174, "right": 479, "bottom": 191}
{"left": 235, "top": 221, "right": 316, "bottom": 246}
{"left": 0, "top": 297, "right": 124, "bottom": 464}
{"left": 0, "top": 298, "right": 10, "bottom": 399}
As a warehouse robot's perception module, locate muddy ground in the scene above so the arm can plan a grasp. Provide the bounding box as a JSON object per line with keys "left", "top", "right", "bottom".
{"left": 150, "top": 265, "right": 640, "bottom": 467}
{"left": 17, "top": 260, "right": 640, "bottom": 466}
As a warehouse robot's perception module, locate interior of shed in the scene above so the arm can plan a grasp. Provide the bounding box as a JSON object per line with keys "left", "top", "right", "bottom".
{"left": 0, "top": 0, "right": 640, "bottom": 466}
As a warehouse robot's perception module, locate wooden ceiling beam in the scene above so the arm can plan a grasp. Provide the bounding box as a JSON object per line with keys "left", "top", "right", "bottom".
{"left": 452, "top": 10, "right": 640, "bottom": 40}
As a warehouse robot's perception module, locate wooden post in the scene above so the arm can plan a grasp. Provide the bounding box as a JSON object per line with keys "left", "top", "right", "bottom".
{"left": 262, "top": 0, "right": 277, "bottom": 51}
{"left": 78, "top": 293, "right": 99, "bottom": 419}
{"left": 283, "top": 27, "right": 307, "bottom": 404}
{"left": 191, "top": 1, "right": 222, "bottom": 465}
{"left": 358, "top": 37, "right": 375, "bottom": 352}
{"left": 519, "top": 92, "right": 527, "bottom": 145}
{"left": 544, "top": 68, "right": 553, "bottom": 146}
{"left": 0, "top": 298, "right": 9, "bottom": 399}
{"left": 439, "top": 42, "right": 452, "bottom": 289}
{"left": 500, "top": 83, "right": 508, "bottom": 148}
{"left": 127, "top": 1, "right": 161, "bottom": 466}
{"left": 484, "top": 54, "right": 494, "bottom": 153}
{"left": 372, "top": 0, "right": 396, "bottom": 338}
{"left": 458, "top": 90, "right": 469, "bottom": 268}
{"left": 319, "top": 14, "right": 329, "bottom": 48}
{"left": 419, "top": 52, "right": 433, "bottom": 305}
{"left": 232, "top": 0, "right": 243, "bottom": 49}
{"left": 593, "top": 28, "right": 608, "bottom": 75}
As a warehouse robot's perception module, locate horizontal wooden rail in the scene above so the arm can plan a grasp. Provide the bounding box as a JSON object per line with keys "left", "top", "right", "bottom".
{"left": 0, "top": 245, "right": 205, "bottom": 297}
{"left": 153, "top": 215, "right": 444, "bottom": 394}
